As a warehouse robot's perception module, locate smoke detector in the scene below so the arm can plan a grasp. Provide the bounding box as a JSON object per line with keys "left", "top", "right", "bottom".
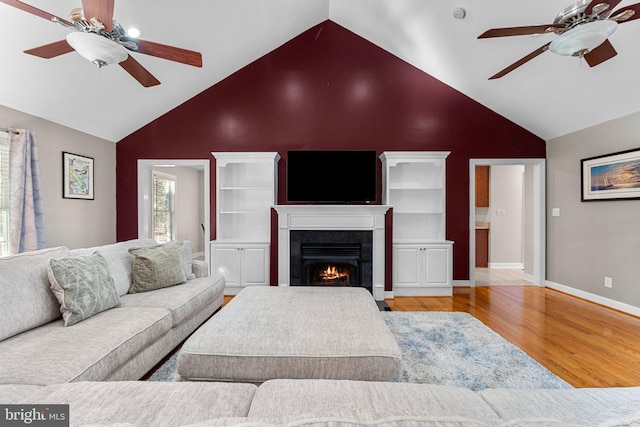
{"left": 453, "top": 7, "right": 466, "bottom": 19}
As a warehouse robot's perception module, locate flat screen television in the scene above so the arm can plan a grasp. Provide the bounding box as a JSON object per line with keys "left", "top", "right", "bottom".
{"left": 286, "top": 150, "right": 377, "bottom": 203}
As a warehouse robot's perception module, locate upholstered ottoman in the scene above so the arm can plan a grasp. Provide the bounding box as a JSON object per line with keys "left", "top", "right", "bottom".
{"left": 177, "top": 286, "right": 402, "bottom": 382}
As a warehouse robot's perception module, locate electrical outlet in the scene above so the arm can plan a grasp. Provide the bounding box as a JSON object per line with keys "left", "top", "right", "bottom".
{"left": 604, "top": 277, "right": 613, "bottom": 288}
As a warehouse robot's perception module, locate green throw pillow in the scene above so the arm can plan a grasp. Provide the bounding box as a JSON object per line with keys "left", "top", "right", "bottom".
{"left": 128, "top": 242, "right": 186, "bottom": 294}
{"left": 48, "top": 252, "right": 120, "bottom": 326}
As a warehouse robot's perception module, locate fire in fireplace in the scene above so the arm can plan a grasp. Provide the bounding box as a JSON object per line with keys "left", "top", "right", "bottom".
{"left": 317, "top": 265, "right": 350, "bottom": 284}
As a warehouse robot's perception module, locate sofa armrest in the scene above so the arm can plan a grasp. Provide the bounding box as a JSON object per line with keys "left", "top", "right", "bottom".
{"left": 192, "top": 260, "right": 209, "bottom": 278}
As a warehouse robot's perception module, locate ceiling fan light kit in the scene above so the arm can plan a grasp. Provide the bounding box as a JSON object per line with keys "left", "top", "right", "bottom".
{"left": 0, "top": 0, "right": 202, "bottom": 87}
{"left": 66, "top": 32, "right": 127, "bottom": 68}
{"left": 549, "top": 19, "right": 617, "bottom": 56}
{"left": 478, "top": 0, "right": 640, "bottom": 78}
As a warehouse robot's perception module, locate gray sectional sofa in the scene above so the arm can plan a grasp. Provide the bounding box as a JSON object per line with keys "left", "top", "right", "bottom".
{"left": 2, "top": 241, "right": 640, "bottom": 426}
{"left": 0, "top": 239, "right": 225, "bottom": 386}
{"left": 1, "top": 379, "right": 639, "bottom": 426}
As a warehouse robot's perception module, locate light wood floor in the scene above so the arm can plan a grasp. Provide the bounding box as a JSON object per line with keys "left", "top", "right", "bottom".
{"left": 386, "top": 286, "right": 640, "bottom": 388}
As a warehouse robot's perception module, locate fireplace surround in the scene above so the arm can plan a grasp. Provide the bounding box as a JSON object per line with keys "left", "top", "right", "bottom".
{"left": 274, "top": 205, "right": 390, "bottom": 301}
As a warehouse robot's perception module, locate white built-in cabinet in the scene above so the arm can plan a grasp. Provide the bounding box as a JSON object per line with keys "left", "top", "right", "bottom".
{"left": 210, "top": 152, "right": 279, "bottom": 294}
{"left": 380, "top": 151, "right": 453, "bottom": 296}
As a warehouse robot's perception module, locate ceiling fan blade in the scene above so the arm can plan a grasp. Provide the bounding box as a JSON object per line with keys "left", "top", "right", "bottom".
{"left": 24, "top": 40, "right": 74, "bottom": 59}
{"left": 478, "top": 24, "right": 563, "bottom": 38}
{"left": 584, "top": 0, "right": 622, "bottom": 15}
{"left": 610, "top": 2, "right": 640, "bottom": 22}
{"left": 121, "top": 37, "right": 203, "bottom": 67}
{"left": 489, "top": 42, "right": 551, "bottom": 80}
{"left": 81, "top": 0, "right": 115, "bottom": 32}
{"left": 583, "top": 39, "right": 617, "bottom": 67}
{"left": 0, "top": 0, "right": 73, "bottom": 26}
{"left": 119, "top": 55, "right": 160, "bottom": 87}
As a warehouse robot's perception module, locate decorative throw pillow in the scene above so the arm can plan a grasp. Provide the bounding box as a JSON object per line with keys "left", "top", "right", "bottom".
{"left": 128, "top": 242, "right": 187, "bottom": 294}
{"left": 180, "top": 240, "right": 196, "bottom": 280}
{"left": 47, "top": 252, "right": 120, "bottom": 327}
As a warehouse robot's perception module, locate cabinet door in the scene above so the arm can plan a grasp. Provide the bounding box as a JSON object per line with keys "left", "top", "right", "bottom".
{"left": 242, "top": 246, "right": 269, "bottom": 286}
{"left": 475, "top": 166, "right": 490, "bottom": 207}
{"left": 394, "top": 246, "right": 421, "bottom": 287}
{"left": 212, "top": 246, "right": 241, "bottom": 287}
{"left": 423, "top": 246, "right": 450, "bottom": 287}
{"left": 475, "top": 229, "right": 489, "bottom": 268}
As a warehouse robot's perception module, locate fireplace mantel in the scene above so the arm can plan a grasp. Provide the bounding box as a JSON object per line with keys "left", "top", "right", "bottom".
{"left": 274, "top": 205, "right": 391, "bottom": 301}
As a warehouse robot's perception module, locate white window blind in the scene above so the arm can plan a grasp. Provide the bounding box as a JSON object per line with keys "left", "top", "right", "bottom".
{"left": 152, "top": 171, "right": 176, "bottom": 244}
{"left": 0, "top": 133, "right": 10, "bottom": 257}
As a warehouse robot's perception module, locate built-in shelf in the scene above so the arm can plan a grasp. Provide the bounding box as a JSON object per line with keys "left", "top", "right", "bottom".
{"left": 381, "top": 151, "right": 453, "bottom": 296}
{"left": 211, "top": 152, "right": 280, "bottom": 293}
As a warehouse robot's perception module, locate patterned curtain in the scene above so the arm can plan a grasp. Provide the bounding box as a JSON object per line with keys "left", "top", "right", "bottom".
{"left": 9, "top": 129, "right": 47, "bottom": 253}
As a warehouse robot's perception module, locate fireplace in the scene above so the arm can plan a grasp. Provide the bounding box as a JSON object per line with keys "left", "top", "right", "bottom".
{"left": 275, "top": 205, "right": 390, "bottom": 301}
{"left": 290, "top": 230, "right": 372, "bottom": 291}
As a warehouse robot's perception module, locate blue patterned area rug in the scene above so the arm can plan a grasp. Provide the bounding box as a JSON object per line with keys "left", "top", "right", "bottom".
{"left": 149, "top": 311, "right": 572, "bottom": 391}
{"left": 381, "top": 311, "right": 572, "bottom": 391}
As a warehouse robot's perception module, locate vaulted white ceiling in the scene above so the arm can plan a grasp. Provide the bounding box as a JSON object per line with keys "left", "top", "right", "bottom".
{"left": 2, "top": 0, "right": 640, "bottom": 142}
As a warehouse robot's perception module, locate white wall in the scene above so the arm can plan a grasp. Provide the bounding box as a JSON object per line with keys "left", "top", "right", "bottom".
{"left": 547, "top": 111, "right": 640, "bottom": 310}
{"left": 489, "top": 165, "right": 524, "bottom": 267}
{"left": 1, "top": 105, "right": 116, "bottom": 249}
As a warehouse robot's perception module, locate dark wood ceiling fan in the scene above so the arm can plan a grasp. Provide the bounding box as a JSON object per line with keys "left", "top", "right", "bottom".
{"left": 478, "top": 0, "right": 640, "bottom": 79}
{"left": 0, "top": 0, "right": 202, "bottom": 87}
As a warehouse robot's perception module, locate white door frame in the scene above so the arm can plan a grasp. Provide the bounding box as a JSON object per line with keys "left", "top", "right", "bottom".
{"left": 468, "top": 159, "right": 545, "bottom": 287}
{"left": 137, "top": 159, "right": 210, "bottom": 266}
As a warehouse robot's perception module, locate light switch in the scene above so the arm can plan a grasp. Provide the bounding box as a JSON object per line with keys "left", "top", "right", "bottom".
{"left": 552, "top": 208, "right": 560, "bottom": 217}
{"left": 496, "top": 209, "right": 506, "bottom": 216}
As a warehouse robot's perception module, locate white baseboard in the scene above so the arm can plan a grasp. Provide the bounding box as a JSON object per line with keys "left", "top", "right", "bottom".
{"left": 453, "top": 279, "right": 470, "bottom": 287}
{"left": 546, "top": 280, "right": 640, "bottom": 318}
{"left": 488, "top": 263, "right": 524, "bottom": 269}
{"left": 384, "top": 291, "right": 395, "bottom": 300}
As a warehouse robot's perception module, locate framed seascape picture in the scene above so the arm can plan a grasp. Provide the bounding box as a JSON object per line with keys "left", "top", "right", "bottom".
{"left": 581, "top": 148, "right": 640, "bottom": 201}
{"left": 62, "top": 152, "right": 94, "bottom": 200}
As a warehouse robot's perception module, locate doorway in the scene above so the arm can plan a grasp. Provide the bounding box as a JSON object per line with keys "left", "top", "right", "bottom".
{"left": 469, "top": 159, "right": 545, "bottom": 287}
{"left": 137, "top": 159, "right": 210, "bottom": 266}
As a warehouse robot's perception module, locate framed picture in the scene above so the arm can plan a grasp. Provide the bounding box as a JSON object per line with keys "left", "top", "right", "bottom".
{"left": 62, "top": 152, "right": 94, "bottom": 200}
{"left": 581, "top": 147, "right": 640, "bottom": 201}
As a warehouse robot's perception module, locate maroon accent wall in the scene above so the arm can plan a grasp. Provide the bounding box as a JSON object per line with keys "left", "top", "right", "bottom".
{"left": 117, "top": 20, "right": 545, "bottom": 282}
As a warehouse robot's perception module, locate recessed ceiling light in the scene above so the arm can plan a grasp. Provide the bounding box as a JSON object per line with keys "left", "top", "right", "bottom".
{"left": 127, "top": 27, "right": 142, "bottom": 38}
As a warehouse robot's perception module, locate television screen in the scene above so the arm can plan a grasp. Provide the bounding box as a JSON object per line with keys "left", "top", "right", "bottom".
{"left": 286, "top": 150, "right": 377, "bottom": 203}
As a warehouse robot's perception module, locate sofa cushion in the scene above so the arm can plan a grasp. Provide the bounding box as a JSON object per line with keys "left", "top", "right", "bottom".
{"left": 478, "top": 387, "right": 640, "bottom": 425}
{"left": 183, "top": 415, "right": 497, "bottom": 426}
{"left": 0, "top": 246, "right": 69, "bottom": 341}
{"left": 0, "top": 384, "right": 43, "bottom": 404}
{"left": 0, "top": 307, "right": 171, "bottom": 385}
{"left": 48, "top": 252, "right": 120, "bottom": 326}
{"left": 181, "top": 240, "right": 196, "bottom": 280}
{"left": 71, "top": 239, "right": 157, "bottom": 296}
{"left": 128, "top": 242, "right": 186, "bottom": 294}
{"left": 248, "top": 380, "right": 501, "bottom": 421}
{"left": 23, "top": 381, "right": 257, "bottom": 427}
{"left": 119, "top": 274, "right": 225, "bottom": 328}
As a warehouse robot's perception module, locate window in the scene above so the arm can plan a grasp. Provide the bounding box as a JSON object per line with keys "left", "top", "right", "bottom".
{"left": 0, "top": 133, "right": 9, "bottom": 256}
{"left": 152, "top": 171, "right": 176, "bottom": 243}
